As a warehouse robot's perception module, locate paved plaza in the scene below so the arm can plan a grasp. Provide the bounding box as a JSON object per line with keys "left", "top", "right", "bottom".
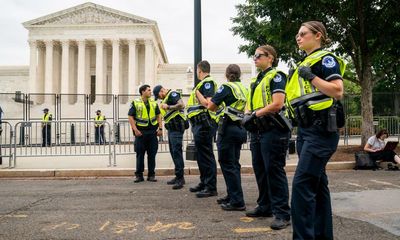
{"left": 0, "top": 170, "right": 399, "bottom": 239}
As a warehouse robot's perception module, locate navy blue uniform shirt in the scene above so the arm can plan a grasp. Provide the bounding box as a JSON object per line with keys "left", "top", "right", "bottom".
{"left": 165, "top": 90, "right": 182, "bottom": 105}
{"left": 211, "top": 80, "right": 240, "bottom": 107}
{"left": 198, "top": 76, "right": 216, "bottom": 98}
{"left": 250, "top": 68, "right": 287, "bottom": 110}
{"left": 308, "top": 48, "right": 343, "bottom": 81}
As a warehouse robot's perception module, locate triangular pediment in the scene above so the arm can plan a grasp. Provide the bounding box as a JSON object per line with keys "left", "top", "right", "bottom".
{"left": 23, "top": 2, "right": 155, "bottom": 27}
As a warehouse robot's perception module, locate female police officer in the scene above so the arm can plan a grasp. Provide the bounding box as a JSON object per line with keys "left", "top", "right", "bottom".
{"left": 242, "top": 45, "right": 291, "bottom": 230}
{"left": 207, "top": 64, "right": 248, "bottom": 211}
{"left": 286, "top": 21, "right": 346, "bottom": 240}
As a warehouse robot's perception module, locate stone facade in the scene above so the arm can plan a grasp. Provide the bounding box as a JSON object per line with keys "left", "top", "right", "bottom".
{"left": 0, "top": 2, "right": 253, "bottom": 97}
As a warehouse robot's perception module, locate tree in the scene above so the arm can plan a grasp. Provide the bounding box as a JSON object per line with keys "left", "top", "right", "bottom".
{"left": 231, "top": 0, "right": 400, "bottom": 145}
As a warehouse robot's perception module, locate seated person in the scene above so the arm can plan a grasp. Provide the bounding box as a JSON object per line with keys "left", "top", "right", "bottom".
{"left": 364, "top": 129, "right": 400, "bottom": 166}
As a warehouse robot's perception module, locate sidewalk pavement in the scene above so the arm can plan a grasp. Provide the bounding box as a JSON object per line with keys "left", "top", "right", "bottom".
{"left": 0, "top": 149, "right": 355, "bottom": 178}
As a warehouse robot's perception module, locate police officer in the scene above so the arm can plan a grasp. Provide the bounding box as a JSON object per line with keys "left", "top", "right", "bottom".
{"left": 94, "top": 110, "right": 106, "bottom": 144}
{"left": 153, "top": 85, "right": 187, "bottom": 190}
{"left": 207, "top": 64, "right": 248, "bottom": 211}
{"left": 41, "top": 108, "right": 52, "bottom": 147}
{"left": 242, "top": 45, "right": 291, "bottom": 230}
{"left": 286, "top": 21, "right": 346, "bottom": 240}
{"left": 187, "top": 60, "right": 220, "bottom": 198}
{"left": 128, "top": 84, "right": 163, "bottom": 183}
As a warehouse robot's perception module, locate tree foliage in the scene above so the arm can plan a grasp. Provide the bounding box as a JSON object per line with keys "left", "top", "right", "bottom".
{"left": 231, "top": 0, "right": 400, "bottom": 145}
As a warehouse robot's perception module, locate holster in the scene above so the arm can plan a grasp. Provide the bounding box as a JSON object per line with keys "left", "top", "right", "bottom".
{"left": 269, "top": 111, "right": 293, "bottom": 132}
{"left": 190, "top": 112, "right": 213, "bottom": 129}
{"left": 255, "top": 116, "right": 274, "bottom": 132}
{"left": 294, "top": 104, "right": 313, "bottom": 128}
{"left": 166, "top": 117, "right": 186, "bottom": 132}
{"left": 327, "top": 105, "right": 338, "bottom": 132}
{"left": 218, "top": 115, "right": 228, "bottom": 135}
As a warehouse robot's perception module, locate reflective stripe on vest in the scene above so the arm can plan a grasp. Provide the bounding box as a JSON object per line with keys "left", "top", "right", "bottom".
{"left": 160, "top": 90, "right": 186, "bottom": 123}
{"left": 248, "top": 69, "right": 282, "bottom": 111}
{"left": 94, "top": 115, "right": 105, "bottom": 127}
{"left": 187, "top": 76, "right": 222, "bottom": 121}
{"left": 132, "top": 98, "right": 158, "bottom": 127}
{"left": 223, "top": 82, "right": 248, "bottom": 121}
{"left": 286, "top": 50, "right": 346, "bottom": 111}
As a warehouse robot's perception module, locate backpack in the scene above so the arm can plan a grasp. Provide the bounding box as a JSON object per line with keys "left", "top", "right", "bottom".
{"left": 354, "top": 151, "right": 377, "bottom": 170}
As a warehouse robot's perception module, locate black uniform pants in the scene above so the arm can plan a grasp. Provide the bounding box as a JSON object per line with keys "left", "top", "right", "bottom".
{"left": 217, "top": 123, "right": 247, "bottom": 206}
{"left": 135, "top": 132, "right": 158, "bottom": 177}
{"left": 192, "top": 122, "right": 217, "bottom": 190}
{"left": 291, "top": 124, "right": 339, "bottom": 240}
{"left": 168, "top": 130, "right": 185, "bottom": 179}
{"left": 42, "top": 125, "right": 51, "bottom": 147}
{"left": 95, "top": 126, "right": 105, "bottom": 144}
{"left": 250, "top": 128, "right": 290, "bottom": 220}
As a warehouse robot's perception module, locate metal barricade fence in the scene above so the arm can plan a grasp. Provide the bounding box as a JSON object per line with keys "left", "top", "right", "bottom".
{"left": 0, "top": 122, "right": 14, "bottom": 168}
{"left": 13, "top": 120, "right": 114, "bottom": 167}
{"left": 113, "top": 120, "right": 195, "bottom": 157}
{"left": 343, "top": 116, "right": 400, "bottom": 145}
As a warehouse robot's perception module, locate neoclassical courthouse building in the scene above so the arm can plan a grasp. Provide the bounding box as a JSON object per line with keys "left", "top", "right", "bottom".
{"left": 0, "top": 2, "right": 252, "bottom": 98}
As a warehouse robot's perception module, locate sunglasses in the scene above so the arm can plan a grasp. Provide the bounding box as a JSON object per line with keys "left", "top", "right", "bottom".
{"left": 253, "top": 53, "right": 268, "bottom": 60}
{"left": 295, "top": 31, "right": 314, "bottom": 39}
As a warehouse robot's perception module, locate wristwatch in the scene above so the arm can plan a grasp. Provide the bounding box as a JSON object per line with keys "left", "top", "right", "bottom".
{"left": 158, "top": 127, "right": 163, "bottom": 131}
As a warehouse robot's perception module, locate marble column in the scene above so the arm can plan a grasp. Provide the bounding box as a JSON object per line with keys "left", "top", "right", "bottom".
{"left": 77, "top": 40, "right": 86, "bottom": 94}
{"left": 112, "top": 39, "right": 120, "bottom": 94}
{"left": 61, "top": 40, "right": 70, "bottom": 94}
{"left": 28, "top": 40, "right": 37, "bottom": 94}
{"left": 95, "top": 39, "right": 104, "bottom": 95}
{"left": 144, "top": 39, "right": 154, "bottom": 86}
{"left": 37, "top": 44, "right": 45, "bottom": 94}
{"left": 128, "top": 39, "right": 137, "bottom": 95}
{"left": 44, "top": 40, "right": 54, "bottom": 94}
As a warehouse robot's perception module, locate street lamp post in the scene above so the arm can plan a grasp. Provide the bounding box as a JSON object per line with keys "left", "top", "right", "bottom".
{"left": 194, "top": 0, "right": 202, "bottom": 87}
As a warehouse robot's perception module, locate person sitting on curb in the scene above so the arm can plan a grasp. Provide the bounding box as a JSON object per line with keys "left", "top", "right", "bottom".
{"left": 364, "top": 129, "right": 400, "bottom": 170}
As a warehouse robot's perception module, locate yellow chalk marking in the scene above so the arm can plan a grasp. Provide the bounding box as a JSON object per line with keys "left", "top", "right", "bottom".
{"left": 146, "top": 221, "right": 195, "bottom": 232}
{"left": 112, "top": 221, "right": 138, "bottom": 234}
{"left": 233, "top": 227, "right": 272, "bottom": 233}
{"left": 239, "top": 217, "right": 254, "bottom": 223}
{"left": 370, "top": 180, "right": 400, "bottom": 188}
{"left": 66, "top": 224, "right": 80, "bottom": 230}
{"left": 99, "top": 221, "right": 111, "bottom": 231}
{"left": 41, "top": 222, "right": 80, "bottom": 231}
{"left": 2, "top": 214, "right": 28, "bottom": 218}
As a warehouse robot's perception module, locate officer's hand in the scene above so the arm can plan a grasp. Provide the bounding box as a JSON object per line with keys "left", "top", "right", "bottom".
{"left": 298, "top": 66, "right": 316, "bottom": 81}
{"left": 133, "top": 129, "right": 142, "bottom": 137}
{"left": 241, "top": 111, "right": 257, "bottom": 126}
{"left": 160, "top": 103, "right": 169, "bottom": 110}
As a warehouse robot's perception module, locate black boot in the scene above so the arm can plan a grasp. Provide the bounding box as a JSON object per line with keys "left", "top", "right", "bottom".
{"left": 172, "top": 177, "right": 185, "bottom": 190}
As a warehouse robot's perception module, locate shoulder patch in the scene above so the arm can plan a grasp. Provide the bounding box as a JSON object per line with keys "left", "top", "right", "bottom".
{"left": 217, "top": 85, "right": 224, "bottom": 93}
{"left": 322, "top": 56, "right": 336, "bottom": 68}
{"left": 204, "top": 82, "right": 211, "bottom": 89}
{"left": 273, "top": 74, "right": 282, "bottom": 83}
{"left": 171, "top": 92, "right": 178, "bottom": 97}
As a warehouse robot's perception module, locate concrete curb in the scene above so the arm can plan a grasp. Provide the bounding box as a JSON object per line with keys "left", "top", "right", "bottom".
{"left": 0, "top": 161, "right": 355, "bottom": 178}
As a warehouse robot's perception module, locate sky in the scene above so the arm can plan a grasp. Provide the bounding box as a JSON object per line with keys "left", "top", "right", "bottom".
{"left": 0, "top": 0, "right": 253, "bottom": 66}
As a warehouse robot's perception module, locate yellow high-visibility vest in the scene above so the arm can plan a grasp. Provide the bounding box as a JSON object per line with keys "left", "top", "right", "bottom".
{"left": 132, "top": 98, "right": 158, "bottom": 127}
{"left": 159, "top": 90, "right": 186, "bottom": 123}
{"left": 94, "top": 115, "right": 105, "bottom": 127}
{"left": 222, "top": 81, "right": 248, "bottom": 121}
{"left": 187, "top": 76, "right": 223, "bottom": 122}
{"left": 286, "top": 50, "right": 346, "bottom": 111}
{"left": 248, "top": 69, "right": 284, "bottom": 111}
